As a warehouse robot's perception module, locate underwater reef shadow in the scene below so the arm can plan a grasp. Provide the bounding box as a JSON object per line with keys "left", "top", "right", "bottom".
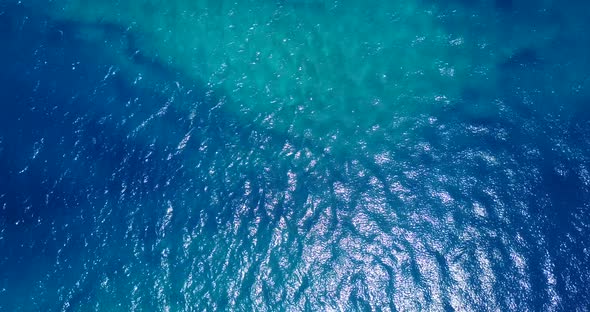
{"left": 0, "top": 3, "right": 223, "bottom": 310}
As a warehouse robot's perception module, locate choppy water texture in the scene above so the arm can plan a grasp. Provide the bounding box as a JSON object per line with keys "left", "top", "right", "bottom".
{"left": 1, "top": 1, "right": 590, "bottom": 311}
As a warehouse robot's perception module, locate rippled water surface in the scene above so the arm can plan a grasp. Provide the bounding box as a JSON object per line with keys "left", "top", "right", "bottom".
{"left": 1, "top": 1, "right": 590, "bottom": 311}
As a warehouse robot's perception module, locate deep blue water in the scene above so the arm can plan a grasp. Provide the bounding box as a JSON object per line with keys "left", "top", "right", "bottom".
{"left": 1, "top": 1, "right": 590, "bottom": 311}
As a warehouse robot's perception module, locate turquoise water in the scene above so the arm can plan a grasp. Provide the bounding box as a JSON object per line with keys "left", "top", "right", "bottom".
{"left": 1, "top": 1, "right": 590, "bottom": 310}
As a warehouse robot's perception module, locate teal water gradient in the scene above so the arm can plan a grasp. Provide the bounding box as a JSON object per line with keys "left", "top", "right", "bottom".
{"left": 1, "top": 1, "right": 590, "bottom": 311}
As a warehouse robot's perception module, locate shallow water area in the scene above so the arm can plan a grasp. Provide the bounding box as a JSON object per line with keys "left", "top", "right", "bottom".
{"left": 37, "top": 1, "right": 512, "bottom": 145}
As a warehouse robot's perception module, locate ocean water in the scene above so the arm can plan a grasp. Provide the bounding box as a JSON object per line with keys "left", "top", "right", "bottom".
{"left": 1, "top": 1, "right": 590, "bottom": 311}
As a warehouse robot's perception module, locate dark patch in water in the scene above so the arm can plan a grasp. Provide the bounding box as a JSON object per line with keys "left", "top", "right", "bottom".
{"left": 494, "top": 0, "right": 513, "bottom": 10}
{"left": 501, "top": 47, "right": 541, "bottom": 69}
